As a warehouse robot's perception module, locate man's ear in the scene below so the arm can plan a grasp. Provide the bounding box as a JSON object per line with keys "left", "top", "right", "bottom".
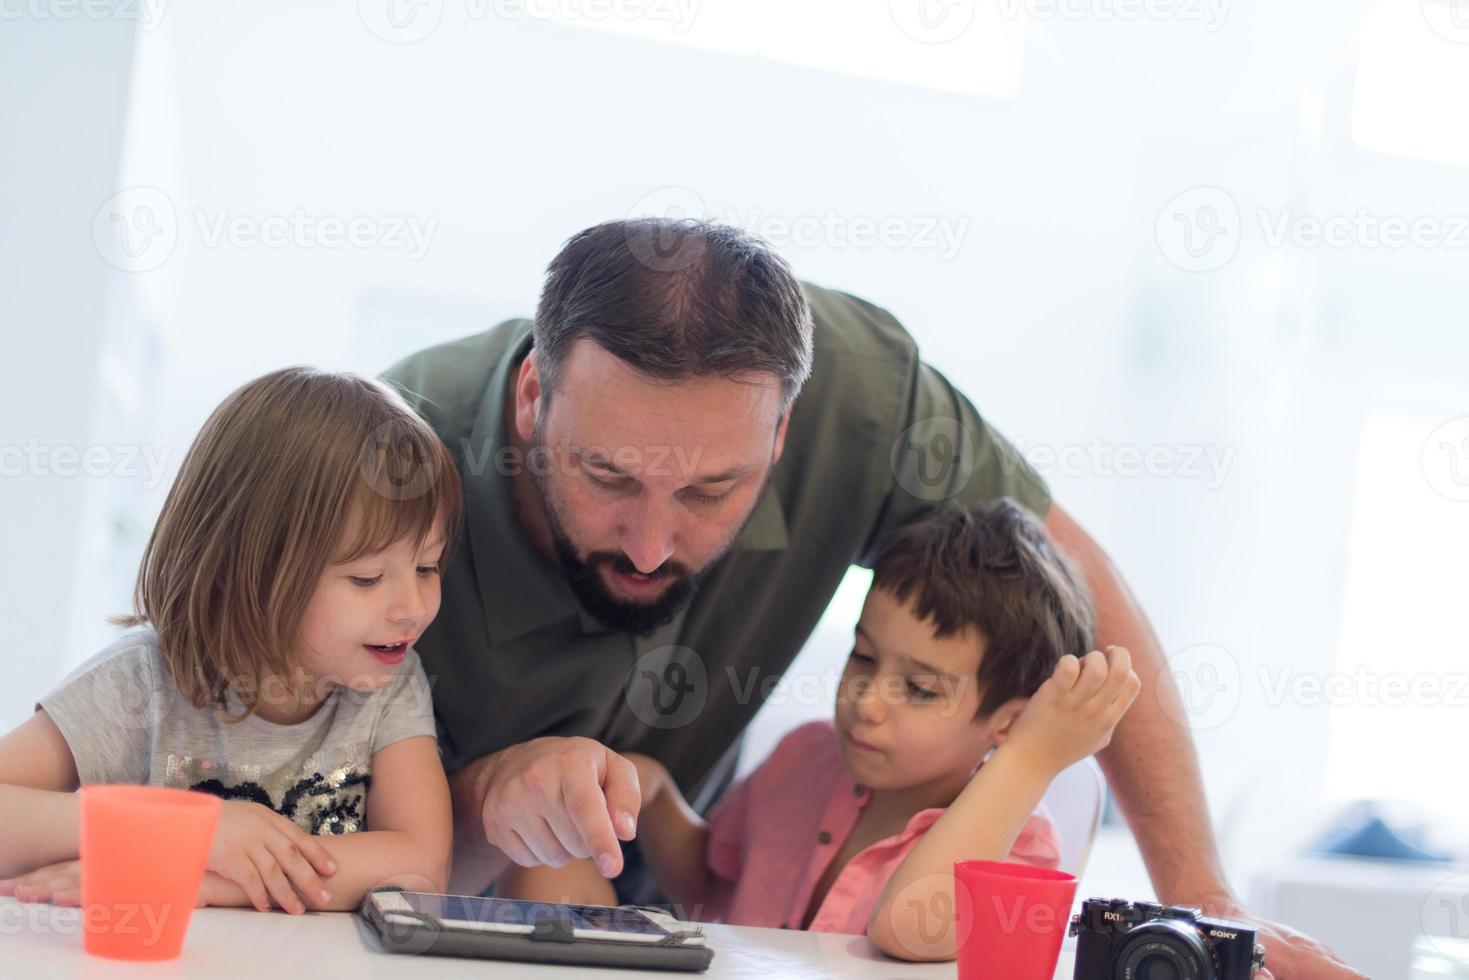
{"left": 513, "top": 349, "right": 543, "bottom": 443}
{"left": 987, "top": 696, "right": 1031, "bottom": 750}
{"left": 771, "top": 408, "right": 792, "bottom": 464}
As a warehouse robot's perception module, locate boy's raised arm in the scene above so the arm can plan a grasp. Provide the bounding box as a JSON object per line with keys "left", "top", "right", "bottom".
{"left": 867, "top": 648, "right": 1140, "bottom": 962}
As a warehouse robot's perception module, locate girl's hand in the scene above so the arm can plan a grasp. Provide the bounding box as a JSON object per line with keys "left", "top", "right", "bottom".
{"left": 1004, "top": 646, "right": 1142, "bottom": 775}
{"left": 208, "top": 801, "right": 339, "bottom": 914}
{"left": 0, "top": 859, "right": 81, "bottom": 906}
{"left": 194, "top": 870, "right": 252, "bottom": 908}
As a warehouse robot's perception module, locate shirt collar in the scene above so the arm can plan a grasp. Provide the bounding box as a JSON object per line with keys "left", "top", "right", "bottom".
{"left": 464, "top": 322, "right": 789, "bottom": 646}
{"left": 842, "top": 766, "right": 948, "bottom": 841}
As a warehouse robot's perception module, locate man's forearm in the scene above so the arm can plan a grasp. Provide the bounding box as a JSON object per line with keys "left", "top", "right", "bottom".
{"left": 1046, "top": 505, "right": 1232, "bottom": 905}
{"left": 447, "top": 755, "right": 510, "bottom": 895}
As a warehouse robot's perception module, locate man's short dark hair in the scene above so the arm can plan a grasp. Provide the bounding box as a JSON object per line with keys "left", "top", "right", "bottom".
{"left": 533, "top": 218, "right": 814, "bottom": 410}
{"left": 871, "top": 499, "right": 1096, "bottom": 718}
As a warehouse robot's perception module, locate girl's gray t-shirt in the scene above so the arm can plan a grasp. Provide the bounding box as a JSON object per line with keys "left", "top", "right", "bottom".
{"left": 38, "top": 627, "right": 438, "bottom": 836}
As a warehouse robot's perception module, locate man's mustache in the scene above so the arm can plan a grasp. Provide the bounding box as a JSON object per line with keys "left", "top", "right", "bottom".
{"left": 587, "top": 552, "right": 691, "bottom": 583}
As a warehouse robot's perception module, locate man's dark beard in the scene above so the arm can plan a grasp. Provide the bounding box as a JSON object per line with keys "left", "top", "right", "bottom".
{"left": 548, "top": 526, "right": 708, "bottom": 637}
{"left": 527, "top": 422, "right": 760, "bottom": 635}
{"left": 531, "top": 451, "right": 713, "bottom": 634}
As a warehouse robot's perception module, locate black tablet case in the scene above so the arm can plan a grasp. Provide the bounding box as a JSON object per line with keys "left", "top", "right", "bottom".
{"left": 359, "top": 887, "right": 715, "bottom": 973}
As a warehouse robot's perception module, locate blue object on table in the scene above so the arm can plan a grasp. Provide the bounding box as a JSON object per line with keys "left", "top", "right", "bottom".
{"left": 1308, "top": 804, "right": 1450, "bottom": 862}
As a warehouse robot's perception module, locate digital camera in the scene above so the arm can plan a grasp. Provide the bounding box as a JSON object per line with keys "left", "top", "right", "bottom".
{"left": 1069, "top": 898, "right": 1266, "bottom": 980}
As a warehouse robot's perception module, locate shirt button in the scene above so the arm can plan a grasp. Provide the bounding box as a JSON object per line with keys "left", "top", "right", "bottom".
{"left": 853, "top": 783, "right": 866, "bottom": 796}
{"left": 817, "top": 831, "right": 832, "bottom": 845}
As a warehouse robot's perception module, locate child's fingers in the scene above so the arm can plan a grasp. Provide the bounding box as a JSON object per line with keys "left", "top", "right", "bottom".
{"left": 11, "top": 883, "right": 50, "bottom": 904}
{"left": 282, "top": 823, "right": 338, "bottom": 879}
{"left": 265, "top": 834, "right": 331, "bottom": 908}
{"left": 1108, "top": 670, "right": 1142, "bottom": 716}
{"left": 219, "top": 853, "right": 273, "bottom": 913}
{"left": 7, "top": 862, "right": 79, "bottom": 904}
{"left": 13, "top": 880, "right": 57, "bottom": 903}
{"left": 251, "top": 847, "right": 306, "bottom": 915}
{"left": 1097, "top": 647, "right": 1134, "bottom": 698}
{"left": 0, "top": 878, "right": 15, "bottom": 896}
{"left": 1074, "top": 650, "right": 1109, "bottom": 699}
{"left": 1048, "top": 654, "right": 1082, "bottom": 692}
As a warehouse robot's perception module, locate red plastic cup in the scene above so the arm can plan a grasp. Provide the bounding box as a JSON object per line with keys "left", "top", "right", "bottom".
{"left": 954, "top": 860, "right": 1078, "bottom": 980}
{"left": 79, "top": 785, "right": 222, "bottom": 961}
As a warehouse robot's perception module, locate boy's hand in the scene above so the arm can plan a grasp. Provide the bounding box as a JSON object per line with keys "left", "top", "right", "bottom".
{"left": 208, "top": 801, "right": 338, "bottom": 914}
{"left": 0, "top": 859, "right": 81, "bottom": 906}
{"left": 1004, "top": 646, "right": 1141, "bottom": 775}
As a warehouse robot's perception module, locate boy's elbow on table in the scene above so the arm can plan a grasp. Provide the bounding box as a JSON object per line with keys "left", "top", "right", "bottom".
{"left": 865, "top": 901, "right": 958, "bottom": 963}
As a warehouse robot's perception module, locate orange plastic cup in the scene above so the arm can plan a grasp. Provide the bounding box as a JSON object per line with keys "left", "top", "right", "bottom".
{"left": 954, "top": 860, "right": 1078, "bottom": 980}
{"left": 79, "top": 785, "right": 222, "bottom": 961}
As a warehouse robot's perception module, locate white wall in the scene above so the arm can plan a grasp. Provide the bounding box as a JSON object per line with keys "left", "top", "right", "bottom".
{"left": 0, "top": 15, "right": 137, "bottom": 734}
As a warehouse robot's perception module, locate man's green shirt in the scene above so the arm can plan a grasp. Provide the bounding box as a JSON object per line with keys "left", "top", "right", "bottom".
{"left": 381, "top": 281, "right": 1050, "bottom": 801}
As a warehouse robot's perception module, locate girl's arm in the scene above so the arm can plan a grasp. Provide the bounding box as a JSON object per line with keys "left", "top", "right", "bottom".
{"left": 867, "top": 648, "right": 1142, "bottom": 962}
{"left": 0, "top": 711, "right": 81, "bottom": 879}
{"left": 495, "top": 753, "right": 714, "bottom": 916}
{"left": 299, "top": 735, "right": 452, "bottom": 912}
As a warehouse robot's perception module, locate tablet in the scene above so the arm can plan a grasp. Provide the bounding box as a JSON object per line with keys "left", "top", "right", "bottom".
{"left": 360, "top": 887, "right": 715, "bottom": 972}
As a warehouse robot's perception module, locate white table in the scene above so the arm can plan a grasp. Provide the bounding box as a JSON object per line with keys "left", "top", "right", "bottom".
{"left": 0, "top": 896, "right": 1077, "bottom": 978}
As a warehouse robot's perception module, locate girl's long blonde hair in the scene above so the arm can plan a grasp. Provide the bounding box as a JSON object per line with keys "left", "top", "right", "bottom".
{"left": 113, "top": 366, "right": 463, "bottom": 720}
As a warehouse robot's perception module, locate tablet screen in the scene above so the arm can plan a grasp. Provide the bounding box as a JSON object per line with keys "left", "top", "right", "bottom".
{"left": 402, "top": 893, "right": 670, "bottom": 938}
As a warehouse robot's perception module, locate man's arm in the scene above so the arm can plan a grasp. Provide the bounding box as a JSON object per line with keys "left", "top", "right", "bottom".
{"left": 1044, "top": 503, "right": 1227, "bottom": 904}
{"left": 1045, "top": 502, "right": 1364, "bottom": 979}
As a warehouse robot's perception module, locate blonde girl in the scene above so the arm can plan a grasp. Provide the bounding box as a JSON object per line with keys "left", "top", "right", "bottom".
{"left": 0, "top": 366, "right": 461, "bottom": 914}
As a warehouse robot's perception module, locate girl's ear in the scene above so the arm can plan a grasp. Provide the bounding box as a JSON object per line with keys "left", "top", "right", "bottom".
{"left": 988, "top": 696, "right": 1031, "bottom": 750}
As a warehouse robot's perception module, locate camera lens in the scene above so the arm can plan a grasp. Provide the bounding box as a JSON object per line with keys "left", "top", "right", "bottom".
{"left": 1112, "top": 920, "right": 1212, "bottom": 980}
{"left": 1136, "top": 952, "right": 1182, "bottom": 980}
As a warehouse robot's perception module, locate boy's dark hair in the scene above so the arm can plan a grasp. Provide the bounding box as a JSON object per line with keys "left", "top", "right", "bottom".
{"left": 533, "top": 218, "right": 814, "bottom": 411}
{"left": 871, "top": 498, "right": 1095, "bottom": 718}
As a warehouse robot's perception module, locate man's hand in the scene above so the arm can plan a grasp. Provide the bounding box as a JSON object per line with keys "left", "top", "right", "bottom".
{"left": 475, "top": 736, "right": 641, "bottom": 878}
{"left": 1187, "top": 894, "right": 1366, "bottom": 979}
{"left": 621, "top": 752, "right": 669, "bottom": 809}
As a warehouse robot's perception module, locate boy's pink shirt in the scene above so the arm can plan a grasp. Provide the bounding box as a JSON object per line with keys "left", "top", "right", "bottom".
{"left": 702, "top": 720, "right": 1062, "bottom": 935}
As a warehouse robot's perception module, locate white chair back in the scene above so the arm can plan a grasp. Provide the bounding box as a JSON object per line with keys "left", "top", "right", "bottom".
{"left": 1040, "top": 756, "right": 1107, "bottom": 878}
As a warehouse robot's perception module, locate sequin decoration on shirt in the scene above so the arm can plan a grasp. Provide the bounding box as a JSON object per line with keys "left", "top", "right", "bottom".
{"left": 165, "top": 751, "right": 372, "bottom": 835}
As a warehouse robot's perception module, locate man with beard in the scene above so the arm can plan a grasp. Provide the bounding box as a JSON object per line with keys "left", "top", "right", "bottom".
{"left": 381, "top": 217, "right": 1360, "bottom": 979}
